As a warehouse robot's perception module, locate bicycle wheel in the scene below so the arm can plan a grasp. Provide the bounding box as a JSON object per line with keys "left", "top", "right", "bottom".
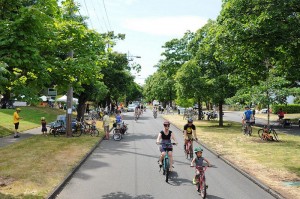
{"left": 185, "top": 143, "right": 189, "bottom": 159}
{"left": 113, "top": 129, "right": 122, "bottom": 141}
{"left": 199, "top": 176, "right": 207, "bottom": 198}
{"left": 164, "top": 158, "right": 170, "bottom": 182}
{"left": 271, "top": 129, "right": 278, "bottom": 141}
{"left": 91, "top": 129, "right": 99, "bottom": 137}
{"left": 248, "top": 126, "right": 252, "bottom": 136}
{"left": 258, "top": 129, "right": 264, "bottom": 139}
{"left": 189, "top": 144, "right": 193, "bottom": 159}
{"left": 72, "top": 126, "right": 82, "bottom": 137}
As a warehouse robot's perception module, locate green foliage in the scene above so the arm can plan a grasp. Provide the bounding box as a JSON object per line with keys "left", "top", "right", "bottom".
{"left": 273, "top": 104, "right": 300, "bottom": 114}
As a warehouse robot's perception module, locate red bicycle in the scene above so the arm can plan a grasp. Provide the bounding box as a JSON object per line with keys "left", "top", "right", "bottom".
{"left": 191, "top": 165, "right": 208, "bottom": 198}
{"left": 185, "top": 138, "right": 195, "bottom": 159}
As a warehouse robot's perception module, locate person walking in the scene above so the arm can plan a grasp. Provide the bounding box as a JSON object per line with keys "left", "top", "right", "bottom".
{"left": 102, "top": 111, "right": 110, "bottom": 140}
{"left": 13, "top": 108, "right": 22, "bottom": 138}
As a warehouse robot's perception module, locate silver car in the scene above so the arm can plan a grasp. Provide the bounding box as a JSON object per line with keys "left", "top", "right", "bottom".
{"left": 127, "top": 104, "right": 136, "bottom": 112}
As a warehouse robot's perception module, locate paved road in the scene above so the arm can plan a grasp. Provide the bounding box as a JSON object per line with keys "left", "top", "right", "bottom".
{"left": 223, "top": 111, "right": 300, "bottom": 136}
{"left": 55, "top": 111, "right": 277, "bottom": 199}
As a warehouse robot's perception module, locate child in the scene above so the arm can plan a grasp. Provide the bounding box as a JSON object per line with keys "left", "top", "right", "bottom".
{"left": 190, "top": 147, "right": 211, "bottom": 185}
{"left": 41, "top": 117, "right": 48, "bottom": 136}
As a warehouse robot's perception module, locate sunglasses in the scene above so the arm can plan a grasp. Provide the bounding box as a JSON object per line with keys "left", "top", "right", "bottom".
{"left": 164, "top": 124, "right": 170, "bottom": 127}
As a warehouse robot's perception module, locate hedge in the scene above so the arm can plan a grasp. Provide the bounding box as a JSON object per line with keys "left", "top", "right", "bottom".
{"left": 272, "top": 104, "right": 300, "bottom": 114}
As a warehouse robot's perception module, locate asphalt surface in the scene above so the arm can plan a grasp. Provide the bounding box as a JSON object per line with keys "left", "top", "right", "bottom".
{"left": 54, "top": 111, "right": 279, "bottom": 199}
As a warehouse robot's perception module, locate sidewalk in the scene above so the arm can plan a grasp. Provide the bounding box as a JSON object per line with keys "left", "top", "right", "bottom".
{"left": 0, "top": 127, "right": 42, "bottom": 148}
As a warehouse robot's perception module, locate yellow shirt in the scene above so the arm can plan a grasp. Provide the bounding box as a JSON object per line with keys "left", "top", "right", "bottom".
{"left": 13, "top": 112, "right": 20, "bottom": 124}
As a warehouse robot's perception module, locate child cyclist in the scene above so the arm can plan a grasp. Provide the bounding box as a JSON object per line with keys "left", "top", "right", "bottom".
{"left": 190, "top": 147, "right": 211, "bottom": 184}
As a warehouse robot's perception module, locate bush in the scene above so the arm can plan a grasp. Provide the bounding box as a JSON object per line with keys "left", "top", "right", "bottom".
{"left": 272, "top": 104, "right": 300, "bottom": 114}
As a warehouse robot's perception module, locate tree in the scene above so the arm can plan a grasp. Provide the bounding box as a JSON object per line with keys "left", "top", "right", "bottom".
{"left": 217, "top": 0, "right": 300, "bottom": 101}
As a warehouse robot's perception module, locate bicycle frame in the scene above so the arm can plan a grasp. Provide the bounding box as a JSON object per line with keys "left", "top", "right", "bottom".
{"left": 185, "top": 139, "right": 194, "bottom": 159}
{"left": 158, "top": 142, "right": 176, "bottom": 182}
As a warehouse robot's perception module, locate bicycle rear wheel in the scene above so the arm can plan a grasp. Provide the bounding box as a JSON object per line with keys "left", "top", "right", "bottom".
{"left": 271, "top": 129, "right": 278, "bottom": 141}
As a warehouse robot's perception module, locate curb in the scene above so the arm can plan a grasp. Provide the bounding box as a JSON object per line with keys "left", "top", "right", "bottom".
{"left": 169, "top": 121, "right": 285, "bottom": 199}
{"left": 46, "top": 136, "right": 104, "bottom": 199}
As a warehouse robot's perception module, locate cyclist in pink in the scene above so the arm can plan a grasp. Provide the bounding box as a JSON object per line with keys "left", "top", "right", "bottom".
{"left": 190, "top": 147, "right": 211, "bottom": 184}
{"left": 156, "top": 121, "right": 178, "bottom": 171}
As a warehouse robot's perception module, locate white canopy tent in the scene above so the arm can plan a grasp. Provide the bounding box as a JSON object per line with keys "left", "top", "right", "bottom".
{"left": 39, "top": 95, "right": 55, "bottom": 102}
{"left": 56, "top": 95, "right": 78, "bottom": 104}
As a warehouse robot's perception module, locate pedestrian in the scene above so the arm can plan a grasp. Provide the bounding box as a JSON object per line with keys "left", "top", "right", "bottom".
{"left": 13, "top": 108, "right": 22, "bottom": 138}
{"left": 102, "top": 111, "right": 110, "bottom": 140}
{"left": 41, "top": 117, "right": 48, "bottom": 136}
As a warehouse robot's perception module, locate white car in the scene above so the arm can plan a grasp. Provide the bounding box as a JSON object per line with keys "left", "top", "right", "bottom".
{"left": 261, "top": 108, "right": 268, "bottom": 114}
{"left": 127, "top": 104, "right": 136, "bottom": 112}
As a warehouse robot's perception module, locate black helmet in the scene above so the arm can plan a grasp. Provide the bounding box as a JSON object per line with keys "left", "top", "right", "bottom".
{"left": 188, "top": 118, "right": 193, "bottom": 123}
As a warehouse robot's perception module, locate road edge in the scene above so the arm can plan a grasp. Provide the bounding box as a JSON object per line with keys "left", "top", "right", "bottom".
{"left": 46, "top": 136, "right": 104, "bottom": 199}
{"left": 170, "top": 121, "right": 285, "bottom": 199}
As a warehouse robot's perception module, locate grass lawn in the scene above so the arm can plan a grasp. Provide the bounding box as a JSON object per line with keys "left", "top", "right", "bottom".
{"left": 163, "top": 114, "right": 300, "bottom": 199}
{"left": 0, "top": 107, "right": 66, "bottom": 137}
{"left": 0, "top": 106, "right": 107, "bottom": 198}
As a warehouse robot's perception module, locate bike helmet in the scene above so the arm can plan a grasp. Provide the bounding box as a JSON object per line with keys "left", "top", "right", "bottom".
{"left": 194, "top": 147, "right": 203, "bottom": 153}
{"left": 163, "top": 120, "right": 170, "bottom": 126}
{"left": 188, "top": 118, "right": 193, "bottom": 123}
{"left": 16, "top": 108, "right": 21, "bottom": 111}
{"left": 41, "top": 117, "right": 45, "bottom": 120}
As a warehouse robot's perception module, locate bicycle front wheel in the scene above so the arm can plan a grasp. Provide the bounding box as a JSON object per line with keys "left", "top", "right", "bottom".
{"left": 91, "top": 129, "right": 99, "bottom": 137}
{"left": 164, "top": 158, "right": 170, "bottom": 182}
{"left": 271, "top": 129, "right": 278, "bottom": 141}
{"left": 199, "top": 178, "right": 207, "bottom": 198}
{"left": 258, "top": 129, "right": 264, "bottom": 139}
{"left": 72, "top": 127, "right": 82, "bottom": 137}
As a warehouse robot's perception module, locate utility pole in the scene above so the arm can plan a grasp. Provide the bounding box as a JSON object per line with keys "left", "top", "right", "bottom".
{"left": 66, "top": 0, "right": 75, "bottom": 137}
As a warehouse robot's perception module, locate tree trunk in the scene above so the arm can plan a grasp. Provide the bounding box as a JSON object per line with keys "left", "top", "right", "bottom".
{"left": 197, "top": 98, "right": 202, "bottom": 120}
{"left": 218, "top": 101, "right": 224, "bottom": 127}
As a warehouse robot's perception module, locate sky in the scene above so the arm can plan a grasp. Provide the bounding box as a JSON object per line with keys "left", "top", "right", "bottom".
{"left": 75, "top": 0, "right": 223, "bottom": 84}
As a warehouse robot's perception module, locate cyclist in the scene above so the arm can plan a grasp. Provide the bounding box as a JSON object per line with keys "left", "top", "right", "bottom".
{"left": 183, "top": 118, "right": 198, "bottom": 152}
{"left": 277, "top": 108, "right": 285, "bottom": 120}
{"left": 156, "top": 121, "right": 178, "bottom": 171}
{"left": 134, "top": 106, "right": 139, "bottom": 120}
{"left": 153, "top": 106, "right": 158, "bottom": 118}
{"left": 190, "top": 147, "right": 211, "bottom": 184}
{"left": 242, "top": 106, "right": 254, "bottom": 126}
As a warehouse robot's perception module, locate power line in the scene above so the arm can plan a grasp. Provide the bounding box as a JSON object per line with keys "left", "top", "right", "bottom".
{"left": 92, "top": 0, "right": 105, "bottom": 32}
{"left": 102, "top": 0, "right": 112, "bottom": 31}
{"left": 83, "top": 0, "right": 94, "bottom": 29}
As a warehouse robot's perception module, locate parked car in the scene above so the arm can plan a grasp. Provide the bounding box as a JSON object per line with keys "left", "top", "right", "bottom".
{"left": 261, "top": 108, "right": 268, "bottom": 114}
{"left": 127, "top": 104, "right": 136, "bottom": 112}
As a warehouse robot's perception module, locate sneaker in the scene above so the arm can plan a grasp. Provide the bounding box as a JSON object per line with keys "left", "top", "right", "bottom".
{"left": 192, "top": 178, "right": 198, "bottom": 185}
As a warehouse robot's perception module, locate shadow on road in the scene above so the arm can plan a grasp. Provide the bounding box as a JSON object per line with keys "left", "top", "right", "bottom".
{"left": 102, "top": 191, "right": 154, "bottom": 199}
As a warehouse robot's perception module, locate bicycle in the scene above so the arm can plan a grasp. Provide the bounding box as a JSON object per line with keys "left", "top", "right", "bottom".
{"left": 157, "top": 142, "right": 176, "bottom": 182}
{"left": 112, "top": 122, "right": 122, "bottom": 141}
{"left": 258, "top": 125, "right": 278, "bottom": 141}
{"left": 190, "top": 165, "right": 208, "bottom": 198}
{"left": 242, "top": 121, "right": 252, "bottom": 136}
{"left": 153, "top": 110, "right": 157, "bottom": 119}
{"left": 185, "top": 138, "right": 195, "bottom": 159}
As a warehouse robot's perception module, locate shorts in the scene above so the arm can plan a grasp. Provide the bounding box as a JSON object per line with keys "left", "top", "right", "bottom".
{"left": 185, "top": 134, "right": 193, "bottom": 140}
{"left": 159, "top": 146, "right": 173, "bottom": 152}
{"left": 14, "top": 122, "right": 19, "bottom": 130}
{"left": 104, "top": 125, "right": 109, "bottom": 132}
{"left": 41, "top": 127, "right": 47, "bottom": 132}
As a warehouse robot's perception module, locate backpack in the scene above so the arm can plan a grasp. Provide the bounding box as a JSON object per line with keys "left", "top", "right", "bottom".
{"left": 244, "top": 110, "right": 252, "bottom": 120}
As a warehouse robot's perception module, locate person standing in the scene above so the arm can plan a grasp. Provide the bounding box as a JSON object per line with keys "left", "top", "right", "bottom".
{"left": 41, "top": 117, "right": 48, "bottom": 136}
{"left": 13, "top": 108, "right": 22, "bottom": 138}
{"left": 102, "top": 111, "right": 110, "bottom": 140}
